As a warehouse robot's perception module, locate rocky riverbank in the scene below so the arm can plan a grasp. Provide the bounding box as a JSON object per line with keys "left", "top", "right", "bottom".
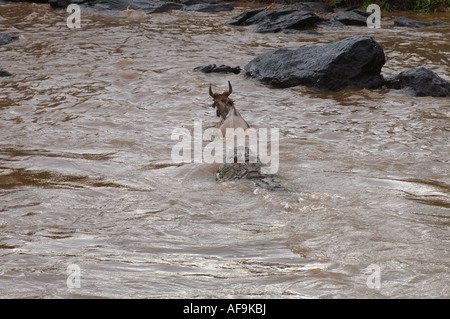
{"left": 0, "top": 0, "right": 236, "bottom": 13}
{"left": 2, "top": 1, "right": 449, "bottom": 96}
{"left": 226, "top": 3, "right": 448, "bottom": 32}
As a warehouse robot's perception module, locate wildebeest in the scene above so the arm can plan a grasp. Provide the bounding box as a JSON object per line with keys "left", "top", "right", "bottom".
{"left": 209, "top": 81, "right": 250, "bottom": 136}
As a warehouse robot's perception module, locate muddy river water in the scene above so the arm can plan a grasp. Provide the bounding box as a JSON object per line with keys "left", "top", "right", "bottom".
{"left": 0, "top": 2, "right": 449, "bottom": 298}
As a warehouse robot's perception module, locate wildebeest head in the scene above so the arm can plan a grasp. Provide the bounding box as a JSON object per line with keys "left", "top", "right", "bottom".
{"left": 209, "top": 80, "right": 235, "bottom": 119}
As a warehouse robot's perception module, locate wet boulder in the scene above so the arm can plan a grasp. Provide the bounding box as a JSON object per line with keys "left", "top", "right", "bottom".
{"left": 227, "top": 8, "right": 266, "bottom": 26}
{"left": 0, "top": 34, "right": 18, "bottom": 77}
{"left": 50, "top": 0, "right": 183, "bottom": 12}
{"left": 0, "top": 68, "right": 12, "bottom": 77}
{"left": 393, "top": 16, "right": 446, "bottom": 28}
{"left": 0, "top": 33, "right": 19, "bottom": 46}
{"left": 266, "top": 1, "right": 334, "bottom": 13}
{"left": 179, "top": 0, "right": 219, "bottom": 5}
{"left": 333, "top": 10, "right": 368, "bottom": 26}
{"left": 129, "top": 1, "right": 184, "bottom": 13}
{"left": 227, "top": 7, "right": 322, "bottom": 33}
{"left": 316, "top": 19, "right": 346, "bottom": 28}
{"left": 245, "top": 35, "right": 386, "bottom": 91}
{"left": 254, "top": 10, "right": 322, "bottom": 34}
{"left": 346, "top": 8, "right": 371, "bottom": 17}
{"left": 384, "top": 67, "right": 450, "bottom": 97}
{"left": 228, "top": 8, "right": 296, "bottom": 27}
{"left": 49, "top": 0, "right": 86, "bottom": 9}
{"left": 184, "top": 1, "right": 235, "bottom": 12}
{"left": 49, "top": 0, "right": 135, "bottom": 11}
{"left": 49, "top": 0, "right": 235, "bottom": 13}
{"left": 218, "top": 162, "right": 286, "bottom": 191}
{"left": 193, "top": 64, "right": 241, "bottom": 74}
{"left": 217, "top": 148, "right": 286, "bottom": 191}
{"left": 298, "top": 1, "right": 335, "bottom": 13}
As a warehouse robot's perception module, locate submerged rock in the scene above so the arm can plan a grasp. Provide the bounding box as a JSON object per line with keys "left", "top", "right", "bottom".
{"left": 0, "top": 33, "right": 19, "bottom": 46}
{"left": 245, "top": 35, "right": 385, "bottom": 91}
{"left": 179, "top": 0, "right": 219, "bottom": 4}
{"left": 0, "top": 68, "right": 12, "bottom": 77}
{"left": 129, "top": 1, "right": 184, "bottom": 13}
{"left": 193, "top": 64, "right": 241, "bottom": 74}
{"left": 316, "top": 19, "right": 346, "bottom": 29}
{"left": 228, "top": 8, "right": 295, "bottom": 27}
{"left": 49, "top": 0, "right": 234, "bottom": 13}
{"left": 49, "top": 0, "right": 86, "bottom": 8}
{"left": 394, "top": 16, "right": 446, "bottom": 28}
{"left": 0, "top": 34, "right": 18, "bottom": 77}
{"left": 227, "top": 8, "right": 266, "bottom": 26}
{"left": 333, "top": 10, "right": 367, "bottom": 26}
{"left": 227, "top": 7, "right": 322, "bottom": 34}
{"left": 82, "top": 0, "right": 183, "bottom": 12}
{"left": 384, "top": 67, "right": 449, "bottom": 97}
{"left": 217, "top": 148, "right": 286, "bottom": 191}
{"left": 254, "top": 10, "right": 322, "bottom": 34}
{"left": 346, "top": 8, "right": 371, "bottom": 17}
{"left": 298, "top": 1, "right": 334, "bottom": 13}
{"left": 184, "top": 2, "right": 234, "bottom": 12}
{"left": 266, "top": 1, "right": 334, "bottom": 13}
{"left": 218, "top": 162, "right": 286, "bottom": 191}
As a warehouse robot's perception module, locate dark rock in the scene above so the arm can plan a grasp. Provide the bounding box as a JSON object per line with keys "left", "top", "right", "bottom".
{"left": 179, "top": 0, "right": 219, "bottom": 5}
{"left": 129, "top": 1, "right": 183, "bottom": 14}
{"left": 227, "top": 7, "right": 322, "bottom": 33}
{"left": 281, "top": 29, "right": 320, "bottom": 35}
{"left": 229, "top": 8, "right": 295, "bottom": 27}
{"left": 345, "top": 5, "right": 358, "bottom": 11}
{"left": 218, "top": 162, "right": 286, "bottom": 191}
{"left": 432, "top": 21, "right": 446, "bottom": 26}
{"left": 0, "top": 68, "right": 12, "bottom": 77}
{"left": 193, "top": 64, "right": 241, "bottom": 74}
{"left": 394, "top": 16, "right": 430, "bottom": 28}
{"left": 394, "top": 16, "right": 446, "bottom": 28}
{"left": 254, "top": 10, "right": 322, "bottom": 33}
{"left": 245, "top": 35, "right": 386, "bottom": 91}
{"left": 49, "top": 0, "right": 86, "bottom": 9}
{"left": 80, "top": 0, "right": 234, "bottom": 13}
{"left": 0, "top": 33, "right": 19, "bottom": 46}
{"left": 5, "top": 0, "right": 236, "bottom": 14}
{"left": 218, "top": 161, "right": 265, "bottom": 181}
{"left": 184, "top": 2, "right": 234, "bottom": 12}
{"left": 55, "top": 0, "right": 182, "bottom": 13}
{"left": 86, "top": 0, "right": 134, "bottom": 11}
{"left": 316, "top": 19, "right": 346, "bottom": 28}
{"left": 300, "top": 1, "right": 334, "bottom": 13}
{"left": 217, "top": 147, "right": 286, "bottom": 191}
{"left": 272, "top": 0, "right": 334, "bottom": 12}
{"left": 227, "top": 8, "right": 266, "bottom": 26}
{"left": 333, "top": 10, "right": 368, "bottom": 26}
{"left": 384, "top": 67, "right": 449, "bottom": 97}
{"left": 348, "top": 8, "right": 371, "bottom": 18}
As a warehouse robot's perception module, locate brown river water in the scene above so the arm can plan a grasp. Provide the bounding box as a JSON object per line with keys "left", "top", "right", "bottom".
{"left": 0, "top": 2, "right": 449, "bottom": 298}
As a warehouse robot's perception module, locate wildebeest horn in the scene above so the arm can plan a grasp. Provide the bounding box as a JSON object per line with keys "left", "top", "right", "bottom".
{"left": 209, "top": 84, "right": 215, "bottom": 98}
{"left": 225, "top": 80, "right": 232, "bottom": 97}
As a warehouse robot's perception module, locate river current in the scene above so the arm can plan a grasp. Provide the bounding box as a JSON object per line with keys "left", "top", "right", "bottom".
{"left": 0, "top": 2, "right": 449, "bottom": 298}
